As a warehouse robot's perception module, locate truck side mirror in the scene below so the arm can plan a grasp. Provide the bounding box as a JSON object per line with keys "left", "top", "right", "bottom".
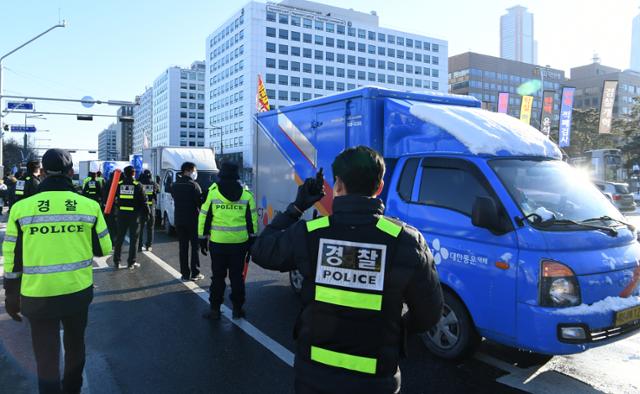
{"left": 472, "top": 197, "right": 502, "bottom": 234}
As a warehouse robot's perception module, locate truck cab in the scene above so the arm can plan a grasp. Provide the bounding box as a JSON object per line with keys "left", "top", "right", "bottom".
{"left": 255, "top": 87, "right": 640, "bottom": 359}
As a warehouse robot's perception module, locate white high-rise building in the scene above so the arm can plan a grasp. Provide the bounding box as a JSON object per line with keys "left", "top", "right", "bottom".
{"left": 132, "top": 87, "right": 153, "bottom": 154}
{"left": 205, "top": 0, "right": 448, "bottom": 168}
{"left": 500, "top": 5, "right": 537, "bottom": 64}
{"left": 632, "top": 11, "right": 640, "bottom": 71}
{"left": 152, "top": 61, "right": 206, "bottom": 148}
{"left": 98, "top": 124, "right": 118, "bottom": 161}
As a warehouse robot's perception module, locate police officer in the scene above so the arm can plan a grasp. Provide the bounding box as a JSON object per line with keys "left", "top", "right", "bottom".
{"left": 251, "top": 146, "right": 443, "bottom": 394}
{"left": 3, "top": 148, "right": 112, "bottom": 394}
{"left": 199, "top": 162, "right": 258, "bottom": 319}
{"left": 113, "top": 165, "right": 148, "bottom": 270}
{"left": 81, "top": 171, "right": 103, "bottom": 205}
{"left": 14, "top": 159, "right": 42, "bottom": 202}
{"left": 137, "top": 169, "right": 158, "bottom": 252}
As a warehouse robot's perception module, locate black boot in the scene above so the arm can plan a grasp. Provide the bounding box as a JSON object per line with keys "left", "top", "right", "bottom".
{"left": 232, "top": 306, "right": 246, "bottom": 319}
{"left": 202, "top": 307, "right": 221, "bottom": 320}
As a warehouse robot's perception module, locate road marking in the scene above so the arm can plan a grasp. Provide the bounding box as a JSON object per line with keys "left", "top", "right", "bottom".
{"left": 93, "top": 256, "right": 110, "bottom": 269}
{"left": 142, "top": 251, "right": 295, "bottom": 367}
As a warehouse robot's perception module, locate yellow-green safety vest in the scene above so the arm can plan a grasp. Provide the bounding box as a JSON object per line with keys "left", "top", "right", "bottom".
{"left": 82, "top": 176, "right": 92, "bottom": 188}
{"left": 198, "top": 187, "right": 258, "bottom": 244}
{"left": 2, "top": 191, "right": 112, "bottom": 297}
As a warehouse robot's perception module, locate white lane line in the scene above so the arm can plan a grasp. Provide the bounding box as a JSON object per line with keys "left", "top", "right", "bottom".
{"left": 93, "top": 256, "right": 110, "bottom": 269}
{"left": 142, "top": 251, "right": 295, "bottom": 367}
{"left": 60, "top": 330, "right": 90, "bottom": 394}
{"left": 0, "top": 255, "right": 4, "bottom": 277}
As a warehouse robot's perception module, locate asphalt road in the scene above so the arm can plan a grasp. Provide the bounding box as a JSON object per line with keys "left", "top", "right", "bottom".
{"left": 1, "top": 219, "right": 640, "bottom": 394}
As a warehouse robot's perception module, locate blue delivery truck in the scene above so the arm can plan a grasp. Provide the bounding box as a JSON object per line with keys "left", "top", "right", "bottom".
{"left": 254, "top": 87, "right": 640, "bottom": 359}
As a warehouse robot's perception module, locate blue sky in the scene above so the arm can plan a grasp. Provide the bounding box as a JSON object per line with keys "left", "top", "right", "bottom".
{"left": 1, "top": 0, "right": 637, "bottom": 150}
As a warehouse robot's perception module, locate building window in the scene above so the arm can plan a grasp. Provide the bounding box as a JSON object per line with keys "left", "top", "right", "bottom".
{"left": 303, "top": 18, "right": 312, "bottom": 29}
{"left": 326, "top": 37, "right": 334, "bottom": 47}
{"left": 337, "top": 82, "right": 345, "bottom": 91}
{"left": 279, "top": 13, "right": 288, "bottom": 24}
{"left": 432, "top": 56, "right": 439, "bottom": 65}
{"left": 388, "top": 75, "right": 395, "bottom": 84}
{"left": 291, "top": 15, "right": 301, "bottom": 26}
{"left": 315, "top": 20, "right": 323, "bottom": 30}
{"left": 337, "top": 53, "right": 345, "bottom": 63}
{"left": 278, "top": 75, "right": 288, "bottom": 85}
{"left": 416, "top": 53, "right": 422, "bottom": 62}
{"left": 303, "top": 78, "right": 312, "bottom": 87}
{"left": 378, "top": 74, "right": 385, "bottom": 83}
{"left": 357, "top": 29, "right": 366, "bottom": 38}
{"left": 348, "top": 69, "right": 356, "bottom": 78}
{"left": 432, "top": 69, "right": 439, "bottom": 78}
{"left": 433, "top": 81, "right": 439, "bottom": 90}
{"left": 424, "top": 42, "right": 431, "bottom": 51}
{"left": 378, "top": 33, "right": 386, "bottom": 42}
{"left": 407, "top": 52, "right": 413, "bottom": 61}
{"left": 326, "top": 80, "right": 334, "bottom": 90}
{"left": 291, "top": 31, "right": 301, "bottom": 41}
{"left": 378, "top": 46, "right": 386, "bottom": 56}
{"left": 406, "top": 78, "right": 413, "bottom": 87}
{"left": 358, "top": 57, "right": 366, "bottom": 66}
{"left": 337, "top": 25, "right": 345, "bottom": 35}
{"left": 266, "top": 10, "right": 276, "bottom": 22}
{"left": 388, "top": 48, "right": 395, "bottom": 57}
{"left": 397, "top": 64, "right": 404, "bottom": 72}
{"left": 266, "top": 58, "right": 276, "bottom": 68}
{"left": 397, "top": 77, "right": 404, "bottom": 85}
{"left": 347, "top": 55, "right": 356, "bottom": 65}
{"left": 291, "top": 61, "right": 300, "bottom": 71}
{"left": 337, "top": 68, "right": 345, "bottom": 77}
{"left": 377, "top": 60, "right": 385, "bottom": 69}
{"left": 326, "top": 52, "right": 334, "bottom": 61}
{"left": 303, "top": 33, "right": 312, "bottom": 43}
{"left": 415, "top": 79, "right": 422, "bottom": 87}
{"left": 358, "top": 43, "right": 366, "bottom": 52}
{"left": 314, "top": 50, "right": 323, "bottom": 60}
{"left": 314, "top": 64, "right": 324, "bottom": 74}
{"left": 397, "top": 37, "right": 405, "bottom": 46}
{"left": 433, "top": 44, "right": 439, "bottom": 52}
{"left": 388, "top": 34, "right": 395, "bottom": 44}
{"left": 407, "top": 65, "right": 413, "bottom": 73}
{"left": 266, "top": 27, "right": 276, "bottom": 37}
{"left": 291, "top": 76, "right": 301, "bottom": 86}
{"left": 415, "top": 40, "right": 422, "bottom": 49}
{"left": 279, "top": 29, "right": 288, "bottom": 39}
{"left": 326, "top": 22, "right": 335, "bottom": 33}
{"left": 368, "top": 72, "right": 375, "bottom": 82}
{"left": 368, "top": 31, "right": 375, "bottom": 40}
{"left": 367, "top": 58, "right": 375, "bottom": 68}
{"left": 314, "top": 79, "right": 323, "bottom": 89}
{"left": 278, "top": 59, "right": 288, "bottom": 70}
{"left": 279, "top": 44, "right": 288, "bottom": 55}
{"left": 303, "top": 48, "right": 312, "bottom": 58}
{"left": 303, "top": 92, "right": 312, "bottom": 101}
{"left": 326, "top": 66, "right": 334, "bottom": 76}
{"left": 337, "top": 39, "right": 345, "bottom": 49}
{"left": 291, "top": 46, "right": 301, "bottom": 56}
{"left": 291, "top": 91, "right": 301, "bottom": 101}
{"left": 423, "top": 55, "right": 431, "bottom": 64}
{"left": 266, "top": 42, "right": 276, "bottom": 53}
{"left": 303, "top": 63, "right": 312, "bottom": 73}
{"left": 315, "top": 35, "right": 323, "bottom": 45}
{"left": 406, "top": 38, "right": 413, "bottom": 48}
{"left": 357, "top": 71, "right": 365, "bottom": 80}
{"left": 397, "top": 50, "right": 404, "bottom": 59}
{"left": 348, "top": 41, "right": 356, "bottom": 51}
{"left": 348, "top": 27, "right": 355, "bottom": 37}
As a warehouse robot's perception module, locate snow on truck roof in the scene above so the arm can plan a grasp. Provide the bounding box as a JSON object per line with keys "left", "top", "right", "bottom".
{"left": 160, "top": 148, "right": 218, "bottom": 171}
{"left": 402, "top": 99, "right": 562, "bottom": 159}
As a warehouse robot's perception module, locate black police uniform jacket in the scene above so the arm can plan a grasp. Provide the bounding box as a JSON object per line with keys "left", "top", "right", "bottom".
{"left": 14, "top": 173, "right": 41, "bottom": 202}
{"left": 115, "top": 176, "right": 148, "bottom": 216}
{"left": 251, "top": 195, "right": 443, "bottom": 393}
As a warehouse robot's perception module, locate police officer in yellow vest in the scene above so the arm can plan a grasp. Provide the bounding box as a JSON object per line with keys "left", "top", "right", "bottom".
{"left": 251, "top": 146, "right": 443, "bottom": 394}
{"left": 113, "top": 165, "right": 148, "bottom": 270}
{"left": 81, "top": 171, "right": 103, "bottom": 205}
{"left": 3, "top": 148, "right": 112, "bottom": 394}
{"left": 198, "top": 162, "right": 258, "bottom": 319}
{"left": 14, "top": 159, "right": 42, "bottom": 202}
{"left": 137, "top": 169, "right": 158, "bottom": 252}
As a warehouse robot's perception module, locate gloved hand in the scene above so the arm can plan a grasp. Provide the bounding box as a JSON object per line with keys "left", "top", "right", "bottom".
{"left": 5, "top": 294, "right": 22, "bottom": 322}
{"left": 293, "top": 169, "right": 326, "bottom": 213}
{"left": 199, "top": 238, "right": 209, "bottom": 256}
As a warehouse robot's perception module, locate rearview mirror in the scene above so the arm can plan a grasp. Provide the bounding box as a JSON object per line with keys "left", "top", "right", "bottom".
{"left": 472, "top": 197, "right": 502, "bottom": 234}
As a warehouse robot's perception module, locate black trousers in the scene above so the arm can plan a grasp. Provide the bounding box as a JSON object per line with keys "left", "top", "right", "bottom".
{"left": 114, "top": 213, "right": 139, "bottom": 266}
{"left": 28, "top": 309, "right": 88, "bottom": 394}
{"left": 209, "top": 250, "right": 245, "bottom": 308}
{"left": 176, "top": 224, "right": 200, "bottom": 279}
{"left": 138, "top": 211, "right": 154, "bottom": 251}
{"left": 105, "top": 213, "right": 118, "bottom": 244}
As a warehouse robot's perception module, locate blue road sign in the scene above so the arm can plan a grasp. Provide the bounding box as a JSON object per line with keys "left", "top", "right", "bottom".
{"left": 7, "top": 101, "right": 34, "bottom": 111}
{"left": 81, "top": 96, "right": 94, "bottom": 108}
{"left": 10, "top": 125, "right": 37, "bottom": 132}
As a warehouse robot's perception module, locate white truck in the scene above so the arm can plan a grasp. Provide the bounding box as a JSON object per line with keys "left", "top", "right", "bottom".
{"left": 143, "top": 147, "right": 218, "bottom": 234}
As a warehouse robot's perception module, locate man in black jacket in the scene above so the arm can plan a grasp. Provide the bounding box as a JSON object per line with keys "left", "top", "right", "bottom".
{"left": 171, "top": 162, "right": 204, "bottom": 281}
{"left": 14, "top": 160, "right": 42, "bottom": 202}
{"left": 251, "top": 146, "right": 443, "bottom": 394}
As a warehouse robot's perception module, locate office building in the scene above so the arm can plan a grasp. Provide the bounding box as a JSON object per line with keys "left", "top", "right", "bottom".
{"left": 132, "top": 87, "right": 153, "bottom": 154}
{"left": 449, "top": 52, "right": 564, "bottom": 127}
{"left": 500, "top": 5, "right": 537, "bottom": 64}
{"left": 632, "top": 11, "right": 640, "bottom": 71}
{"left": 569, "top": 60, "right": 640, "bottom": 119}
{"left": 98, "top": 124, "right": 118, "bottom": 161}
{"left": 115, "top": 105, "right": 134, "bottom": 161}
{"left": 152, "top": 61, "right": 206, "bottom": 148}
{"left": 205, "top": 0, "right": 449, "bottom": 168}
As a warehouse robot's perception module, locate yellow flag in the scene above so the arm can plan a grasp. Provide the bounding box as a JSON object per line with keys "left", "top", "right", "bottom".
{"left": 256, "top": 74, "right": 270, "bottom": 112}
{"left": 520, "top": 95, "right": 533, "bottom": 124}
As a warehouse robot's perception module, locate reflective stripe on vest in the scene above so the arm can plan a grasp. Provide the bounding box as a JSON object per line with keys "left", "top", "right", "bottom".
{"left": 23, "top": 259, "right": 92, "bottom": 274}
{"left": 306, "top": 216, "right": 330, "bottom": 232}
{"left": 310, "top": 346, "right": 377, "bottom": 375}
{"left": 315, "top": 285, "right": 382, "bottom": 311}
{"left": 4, "top": 272, "right": 22, "bottom": 279}
{"left": 120, "top": 206, "right": 134, "bottom": 211}
{"left": 18, "top": 214, "right": 96, "bottom": 226}
{"left": 209, "top": 188, "right": 252, "bottom": 244}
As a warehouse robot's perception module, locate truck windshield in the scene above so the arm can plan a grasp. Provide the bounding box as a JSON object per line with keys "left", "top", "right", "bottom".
{"left": 195, "top": 171, "right": 217, "bottom": 191}
{"left": 490, "top": 159, "right": 623, "bottom": 224}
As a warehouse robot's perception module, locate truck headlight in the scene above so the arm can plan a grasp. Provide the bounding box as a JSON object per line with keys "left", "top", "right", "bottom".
{"left": 539, "top": 260, "right": 581, "bottom": 307}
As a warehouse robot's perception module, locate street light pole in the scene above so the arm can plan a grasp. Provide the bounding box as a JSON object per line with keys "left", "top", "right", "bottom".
{"left": 0, "top": 20, "right": 66, "bottom": 175}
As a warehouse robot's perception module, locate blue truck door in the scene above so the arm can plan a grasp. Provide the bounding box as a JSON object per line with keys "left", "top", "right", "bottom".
{"left": 397, "top": 156, "right": 519, "bottom": 342}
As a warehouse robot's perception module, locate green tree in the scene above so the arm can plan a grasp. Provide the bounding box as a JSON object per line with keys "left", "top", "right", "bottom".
{"left": 561, "top": 108, "right": 621, "bottom": 157}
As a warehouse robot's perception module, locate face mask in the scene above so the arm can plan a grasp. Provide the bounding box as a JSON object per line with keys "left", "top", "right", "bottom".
{"left": 190, "top": 171, "right": 198, "bottom": 181}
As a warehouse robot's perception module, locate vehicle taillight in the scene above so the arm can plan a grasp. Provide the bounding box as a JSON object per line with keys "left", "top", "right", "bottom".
{"left": 539, "top": 260, "right": 581, "bottom": 307}
{"left": 613, "top": 194, "right": 622, "bottom": 201}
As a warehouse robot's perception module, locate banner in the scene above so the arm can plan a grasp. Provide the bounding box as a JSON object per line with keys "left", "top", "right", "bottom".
{"left": 599, "top": 80, "right": 618, "bottom": 134}
{"left": 256, "top": 74, "right": 271, "bottom": 113}
{"left": 497, "top": 93, "right": 509, "bottom": 114}
{"left": 559, "top": 87, "right": 576, "bottom": 148}
{"left": 520, "top": 96, "right": 534, "bottom": 124}
{"left": 540, "top": 90, "right": 555, "bottom": 136}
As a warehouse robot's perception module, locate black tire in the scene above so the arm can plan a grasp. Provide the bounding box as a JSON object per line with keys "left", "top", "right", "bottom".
{"left": 164, "top": 212, "right": 176, "bottom": 236}
{"left": 420, "top": 290, "right": 480, "bottom": 360}
{"left": 289, "top": 269, "right": 303, "bottom": 295}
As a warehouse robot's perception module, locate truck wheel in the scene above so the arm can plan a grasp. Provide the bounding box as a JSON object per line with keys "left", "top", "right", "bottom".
{"left": 420, "top": 291, "right": 480, "bottom": 360}
{"left": 289, "top": 270, "right": 303, "bottom": 294}
{"left": 164, "top": 212, "right": 176, "bottom": 236}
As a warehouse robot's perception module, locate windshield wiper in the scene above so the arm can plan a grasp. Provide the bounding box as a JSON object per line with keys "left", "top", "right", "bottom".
{"left": 539, "top": 217, "right": 618, "bottom": 236}
{"left": 581, "top": 216, "right": 635, "bottom": 232}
